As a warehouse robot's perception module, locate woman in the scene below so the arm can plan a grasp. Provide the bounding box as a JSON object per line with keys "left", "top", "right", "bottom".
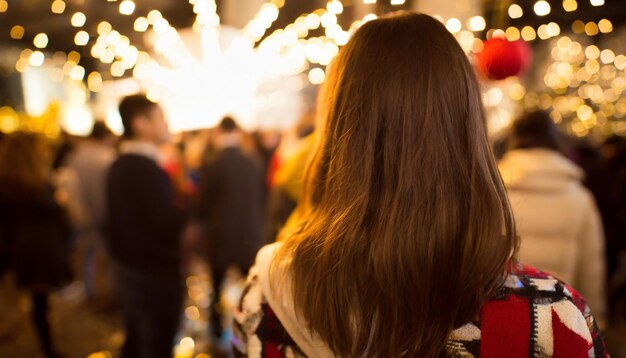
{"left": 232, "top": 13, "right": 606, "bottom": 357}
{"left": 498, "top": 110, "right": 606, "bottom": 323}
{"left": 0, "top": 132, "right": 72, "bottom": 358}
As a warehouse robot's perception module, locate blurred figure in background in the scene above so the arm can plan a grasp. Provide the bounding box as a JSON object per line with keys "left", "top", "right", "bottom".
{"left": 67, "top": 122, "right": 117, "bottom": 304}
{"left": 51, "top": 134, "right": 84, "bottom": 232}
{"left": 106, "top": 95, "right": 186, "bottom": 358}
{"left": 498, "top": 110, "right": 606, "bottom": 321}
{"left": 0, "top": 132, "right": 73, "bottom": 358}
{"left": 265, "top": 131, "right": 315, "bottom": 242}
{"left": 594, "top": 136, "right": 626, "bottom": 323}
{"left": 194, "top": 116, "right": 265, "bottom": 347}
{"left": 182, "top": 129, "right": 211, "bottom": 191}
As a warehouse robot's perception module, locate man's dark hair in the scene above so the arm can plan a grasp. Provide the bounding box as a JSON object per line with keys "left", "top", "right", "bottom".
{"left": 510, "top": 110, "right": 561, "bottom": 151}
{"left": 118, "top": 94, "right": 156, "bottom": 139}
{"left": 89, "top": 121, "right": 113, "bottom": 140}
{"left": 219, "top": 116, "right": 238, "bottom": 133}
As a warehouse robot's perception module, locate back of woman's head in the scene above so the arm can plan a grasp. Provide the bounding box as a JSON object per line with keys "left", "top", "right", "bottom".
{"left": 509, "top": 110, "right": 561, "bottom": 151}
{"left": 278, "top": 12, "right": 517, "bottom": 357}
{"left": 0, "top": 132, "right": 49, "bottom": 196}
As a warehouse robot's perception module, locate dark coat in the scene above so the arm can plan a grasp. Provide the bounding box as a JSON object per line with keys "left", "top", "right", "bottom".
{"left": 196, "top": 147, "right": 266, "bottom": 273}
{"left": 106, "top": 154, "right": 186, "bottom": 278}
{"left": 0, "top": 187, "right": 72, "bottom": 291}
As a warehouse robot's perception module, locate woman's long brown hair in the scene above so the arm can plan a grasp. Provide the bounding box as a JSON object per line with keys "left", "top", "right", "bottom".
{"left": 276, "top": 12, "right": 517, "bottom": 357}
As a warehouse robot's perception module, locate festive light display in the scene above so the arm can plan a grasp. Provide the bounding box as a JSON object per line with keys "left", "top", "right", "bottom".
{"left": 0, "top": 0, "right": 621, "bottom": 136}
{"left": 524, "top": 36, "right": 626, "bottom": 137}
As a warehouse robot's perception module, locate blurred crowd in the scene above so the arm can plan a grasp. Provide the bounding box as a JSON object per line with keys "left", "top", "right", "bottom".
{"left": 0, "top": 94, "right": 625, "bottom": 357}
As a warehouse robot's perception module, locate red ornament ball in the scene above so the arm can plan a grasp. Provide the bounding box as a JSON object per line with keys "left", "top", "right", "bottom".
{"left": 476, "top": 38, "right": 532, "bottom": 80}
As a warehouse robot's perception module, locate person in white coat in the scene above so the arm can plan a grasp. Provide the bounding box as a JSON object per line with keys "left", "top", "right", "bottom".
{"left": 499, "top": 110, "right": 606, "bottom": 322}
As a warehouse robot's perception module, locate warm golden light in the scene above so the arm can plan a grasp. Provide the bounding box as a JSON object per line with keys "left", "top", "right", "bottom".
{"left": 521, "top": 26, "right": 536, "bottom": 41}
{"left": 585, "top": 22, "right": 599, "bottom": 36}
{"left": 87, "top": 72, "right": 103, "bottom": 92}
{"left": 15, "top": 59, "right": 29, "bottom": 72}
{"left": 147, "top": 10, "right": 163, "bottom": 24}
{"left": 363, "top": 13, "right": 377, "bottom": 23}
{"left": 75, "top": 31, "right": 89, "bottom": 46}
{"left": 615, "top": 55, "right": 626, "bottom": 70}
{"left": 547, "top": 22, "right": 560, "bottom": 37}
{"left": 119, "top": 0, "right": 135, "bottom": 15}
{"left": 20, "top": 48, "right": 33, "bottom": 60}
{"left": 563, "top": 0, "right": 577, "bottom": 11}
{"left": 97, "top": 21, "right": 112, "bottom": 35}
{"left": 271, "top": 0, "right": 285, "bottom": 7}
{"left": 572, "top": 20, "right": 585, "bottom": 34}
{"left": 29, "top": 51, "right": 45, "bottom": 67}
{"left": 505, "top": 27, "right": 520, "bottom": 41}
{"left": 68, "top": 50, "right": 81, "bottom": 64}
{"left": 184, "top": 306, "right": 201, "bottom": 321}
{"left": 534, "top": 1, "right": 551, "bottom": 16}
{"left": 445, "top": 18, "right": 462, "bottom": 33}
{"left": 600, "top": 49, "right": 615, "bottom": 64}
{"left": 598, "top": 19, "right": 612, "bottom": 33}
{"left": 51, "top": 68, "right": 64, "bottom": 82}
{"left": 71, "top": 12, "right": 87, "bottom": 27}
{"left": 577, "top": 104, "right": 593, "bottom": 121}
{"left": 134, "top": 17, "right": 149, "bottom": 32}
{"left": 509, "top": 83, "right": 526, "bottom": 101}
{"left": 10, "top": 25, "right": 25, "bottom": 39}
{"left": 98, "top": 51, "right": 113, "bottom": 64}
{"left": 51, "top": 0, "right": 66, "bottom": 13}
{"left": 69, "top": 65, "right": 85, "bottom": 81}
{"left": 537, "top": 24, "right": 549, "bottom": 40}
{"left": 308, "top": 68, "right": 325, "bottom": 84}
{"left": 467, "top": 16, "right": 486, "bottom": 32}
{"left": 585, "top": 45, "right": 600, "bottom": 60}
{"left": 585, "top": 59, "right": 600, "bottom": 74}
{"left": 111, "top": 61, "right": 125, "bottom": 77}
{"left": 508, "top": 4, "right": 523, "bottom": 19}
{"left": 33, "top": 33, "right": 49, "bottom": 48}
{"left": 0, "top": 0, "right": 7, "bottom": 13}
{"left": 327, "top": 0, "right": 343, "bottom": 14}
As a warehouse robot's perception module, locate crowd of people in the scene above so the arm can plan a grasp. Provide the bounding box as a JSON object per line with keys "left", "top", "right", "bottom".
{"left": 0, "top": 12, "right": 625, "bottom": 358}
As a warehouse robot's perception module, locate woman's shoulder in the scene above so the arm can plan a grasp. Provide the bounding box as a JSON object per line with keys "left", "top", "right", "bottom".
{"left": 448, "top": 264, "right": 607, "bottom": 357}
{"left": 232, "top": 253, "right": 607, "bottom": 358}
{"left": 232, "top": 257, "right": 307, "bottom": 358}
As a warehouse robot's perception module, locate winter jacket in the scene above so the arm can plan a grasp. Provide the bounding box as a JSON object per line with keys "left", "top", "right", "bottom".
{"left": 0, "top": 187, "right": 72, "bottom": 291}
{"left": 106, "top": 150, "right": 186, "bottom": 278}
{"left": 232, "top": 243, "right": 607, "bottom": 357}
{"left": 498, "top": 148, "right": 606, "bottom": 319}
{"left": 196, "top": 147, "right": 265, "bottom": 273}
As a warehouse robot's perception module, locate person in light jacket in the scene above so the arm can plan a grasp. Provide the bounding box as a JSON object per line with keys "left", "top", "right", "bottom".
{"left": 498, "top": 110, "right": 606, "bottom": 322}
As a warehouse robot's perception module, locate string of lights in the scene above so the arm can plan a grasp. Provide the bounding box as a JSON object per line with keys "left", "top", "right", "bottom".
{"left": 1, "top": 0, "right": 615, "bottom": 92}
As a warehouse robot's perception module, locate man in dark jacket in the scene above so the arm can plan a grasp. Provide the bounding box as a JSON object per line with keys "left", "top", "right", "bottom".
{"left": 106, "top": 94, "right": 185, "bottom": 358}
{"left": 196, "top": 117, "right": 265, "bottom": 343}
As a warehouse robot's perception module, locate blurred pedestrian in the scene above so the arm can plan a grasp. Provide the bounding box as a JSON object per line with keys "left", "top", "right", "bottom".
{"left": 594, "top": 136, "right": 626, "bottom": 323}
{"left": 106, "top": 95, "right": 186, "bottom": 358}
{"left": 498, "top": 110, "right": 606, "bottom": 321}
{"left": 0, "top": 132, "right": 72, "bottom": 358}
{"left": 51, "top": 133, "right": 85, "bottom": 231}
{"left": 194, "top": 116, "right": 265, "bottom": 346}
{"left": 67, "top": 122, "right": 117, "bottom": 303}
